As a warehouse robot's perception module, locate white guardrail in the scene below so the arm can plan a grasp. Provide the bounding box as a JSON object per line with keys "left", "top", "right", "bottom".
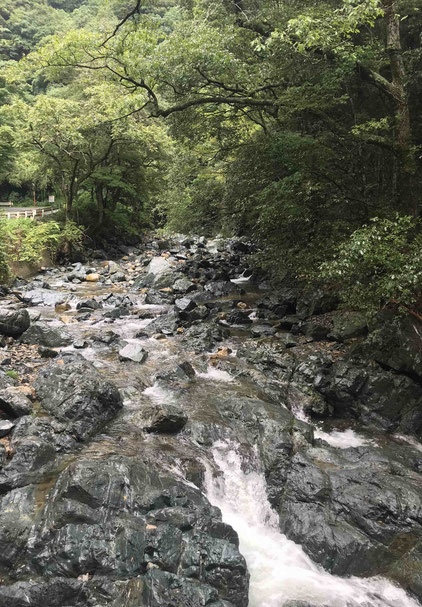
{"left": 0, "top": 208, "right": 60, "bottom": 220}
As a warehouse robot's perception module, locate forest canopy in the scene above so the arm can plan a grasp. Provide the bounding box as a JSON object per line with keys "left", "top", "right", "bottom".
{"left": 0, "top": 0, "right": 421, "bottom": 312}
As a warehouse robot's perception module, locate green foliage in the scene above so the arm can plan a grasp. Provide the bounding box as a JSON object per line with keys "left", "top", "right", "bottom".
{"left": 320, "top": 216, "right": 422, "bottom": 313}
{"left": 59, "top": 220, "right": 84, "bottom": 250}
{"left": 0, "top": 218, "right": 84, "bottom": 279}
{"left": 5, "top": 370, "right": 18, "bottom": 380}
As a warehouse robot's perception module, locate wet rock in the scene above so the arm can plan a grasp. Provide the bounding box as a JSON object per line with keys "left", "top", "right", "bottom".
{"left": 145, "top": 290, "right": 175, "bottom": 305}
{"left": 73, "top": 340, "right": 88, "bottom": 349}
{"left": 142, "top": 403, "right": 188, "bottom": 433}
{"left": 0, "top": 485, "right": 37, "bottom": 573}
{"left": 318, "top": 359, "right": 422, "bottom": 435}
{"left": 250, "top": 324, "right": 277, "bottom": 337}
{"left": 0, "top": 389, "right": 32, "bottom": 418}
{"left": 278, "top": 442, "right": 422, "bottom": 589}
{"left": 363, "top": 316, "right": 422, "bottom": 382}
{"left": 277, "top": 333, "right": 298, "bottom": 348}
{"left": 0, "top": 308, "right": 30, "bottom": 337}
{"left": 296, "top": 287, "right": 339, "bottom": 319}
{"left": 142, "top": 569, "right": 227, "bottom": 607}
{"left": 25, "top": 455, "right": 248, "bottom": 605}
{"left": 34, "top": 359, "right": 122, "bottom": 439}
{"left": 175, "top": 297, "right": 197, "bottom": 313}
{"left": 0, "top": 416, "right": 77, "bottom": 492}
{"left": 119, "top": 343, "right": 148, "bottom": 364}
{"left": 104, "top": 306, "right": 130, "bottom": 319}
{"left": 173, "top": 277, "right": 197, "bottom": 294}
{"left": 0, "top": 420, "right": 14, "bottom": 437}
{"left": 0, "top": 578, "right": 88, "bottom": 607}
{"left": 21, "top": 290, "right": 68, "bottom": 307}
{"left": 144, "top": 311, "right": 180, "bottom": 337}
{"left": 225, "top": 310, "right": 252, "bottom": 325}
{"left": 20, "top": 323, "right": 72, "bottom": 348}
{"left": 91, "top": 330, "right": 118, "bottom": 345}
{"left": 181, "top": 324, "right": 229, "bottom": 353}
{"left": 67, "top": 264, "right": 87, "bottom": 282}
{"left": 303, "top": 322, "right": 331, "bottom": 341}
{"left": 155, "top": 362, "right": 196, "bottom": 385}
{"left": 328, "top": 311, "right": 368, "bottom": 342}
{"left": 38, "top": 346, "right": 59, "bottom": 359}
{"left": 257, "top": 290, "right": 297, "bottom": 317}
{"left": 76, "top": 298, "right": 101, "bottom": 310}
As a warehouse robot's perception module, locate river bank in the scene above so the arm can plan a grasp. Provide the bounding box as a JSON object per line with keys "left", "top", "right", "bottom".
{"left": 0, "top": 234, "right": 421, "bottom": 607}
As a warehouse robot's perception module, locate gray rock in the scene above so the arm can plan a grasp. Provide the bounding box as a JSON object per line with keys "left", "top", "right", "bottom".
{"left": 143, "top": 403, "right": 188, "bottom": 433}
{"left": 181, "top": 324, "right": 229, "bottom": 353}
{"left": 173, "top": 277, "right": 197, "bottom": 294}
{"left": 155, "top": 362, "right": 196, "bottom": 385}
{"left": 0, "top": 420, "right": 14, "bottom": 437}
{"left": 145, "top": 290, "right": 175, "bottom": 305}
{"left": 119, "top": 343, "right": 148, "bottom": 363}
{"left": 0, "top": 389, "right": 32, "bottom": 418}
{"left": 0, "top": 578, "right": 88, "bottom": 607}
{"left": 76, "top": 298, "right": 100, "bottom": 310}
{"left": 21, "top": 290, "right": 68, "bottom": 307}
{"left": 34, "top": 359, "right": 122, "bottom": 439}
{"left": 175, "top": 297, "right": 197, "bottom": 313}
{"left": 250, "top": 324, "right": 277, "bottom": 337}
{"left": 279, "top": 442, "right": 422, "bottom": 588}
{"left": 0, "top": 308, "right": 30, "bottom": 337}
{"left": 329, "top": 311, "right": 368, "bottom": 342}
{"left": 20, "top": 323, "right": 72, "bottom": 347}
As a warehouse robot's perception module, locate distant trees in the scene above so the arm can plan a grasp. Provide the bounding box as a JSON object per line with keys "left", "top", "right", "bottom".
{"left": 0, "top": 0, "right": 421, "bottom": 301}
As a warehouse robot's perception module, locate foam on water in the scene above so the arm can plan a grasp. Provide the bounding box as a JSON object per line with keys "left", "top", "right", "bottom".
{"left": 231, "top": 271, "right": 252, "bottom": 284}
{"left": 292, "top": 403, "right": 372, "bottom": 450}
{"left": 314, "top": 428, "right": 372, "bottom": 449}
{"left": 394, "top": 434, "right": 422, "bottom": 453}
{"left": 205, "top": 442, "right": 420, "bottom": 607}
{"left": 197, "top": 366, "right": 234, "bottom": 382}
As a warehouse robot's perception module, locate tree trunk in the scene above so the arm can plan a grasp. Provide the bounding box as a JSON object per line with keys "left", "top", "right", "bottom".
{"left": 381, "top": 0, "right": 418, "bottom": 216}
{"left": 95, "top": 184, "right": 105, "bottom": 226}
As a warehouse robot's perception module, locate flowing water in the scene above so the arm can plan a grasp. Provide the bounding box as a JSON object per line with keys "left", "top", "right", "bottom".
{"left": 205, "top": 442, "right": 420, "bottom": 607}
{"left": 11, "top": 244, "right": 422, "bottom": 607}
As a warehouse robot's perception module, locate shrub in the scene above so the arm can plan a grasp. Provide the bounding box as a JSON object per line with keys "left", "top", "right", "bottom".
{"left": 320, "top": 215, "right": 422, "bottom": 314}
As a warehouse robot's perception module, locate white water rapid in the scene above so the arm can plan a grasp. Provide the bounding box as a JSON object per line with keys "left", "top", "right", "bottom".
{"left": 205, "top": 442, "right": 420, "bottom": 607}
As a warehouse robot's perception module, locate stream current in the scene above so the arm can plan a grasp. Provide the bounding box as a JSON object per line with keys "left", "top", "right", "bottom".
{"left": 4, "top": 239, "right": 422, "bottom": 607}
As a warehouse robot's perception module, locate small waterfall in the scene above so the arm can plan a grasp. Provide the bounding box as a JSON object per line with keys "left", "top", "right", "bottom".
{"left": 205, "top": 442, "right": 420, "bottom": 607}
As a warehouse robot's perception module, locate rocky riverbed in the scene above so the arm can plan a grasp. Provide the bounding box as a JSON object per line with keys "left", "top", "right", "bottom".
{"left": 0, "top": 234, "right": 421, "bottom": 607}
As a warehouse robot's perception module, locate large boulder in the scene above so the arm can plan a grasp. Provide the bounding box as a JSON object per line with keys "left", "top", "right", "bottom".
{"left": 25, "top": 455, "right": 249, "bottom": 606}
{"left": 0, "top": 486, "right": 37, "bottom": 573}
{"left": 278, "top": 441, "right": 422, "bottom": 598}
{"left": 34, "top": 359, "right": 122, "bottom": 439}
{"left": 363, "top": 316, "right": 422, "bottom": 382}
{"left": 0, "top": 308, "right": 30, "bottom": 337}
{"left": 0, "top": 579, "right": 88, "bottom": 607}
{"left": 20, "top": 323, "right": 72, "bottom": 347}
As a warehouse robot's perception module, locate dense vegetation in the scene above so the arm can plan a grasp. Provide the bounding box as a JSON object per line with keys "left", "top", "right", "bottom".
{"left": 0, "top": 0, "right": 421, "bottom": 313}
